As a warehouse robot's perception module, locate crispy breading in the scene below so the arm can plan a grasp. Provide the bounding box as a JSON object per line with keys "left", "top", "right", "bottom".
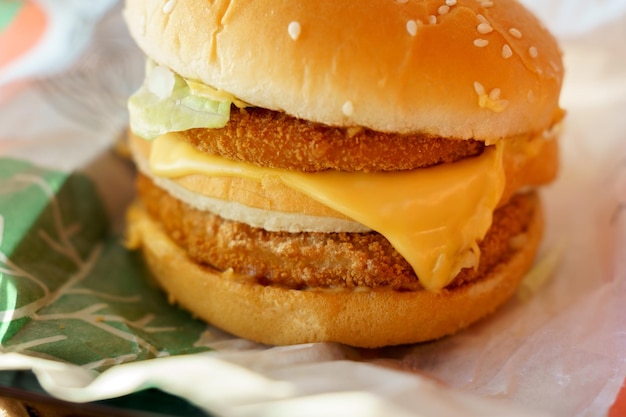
{"left": 137, "top": 174, "right": 535, "bottom": 290}
{"left": 180, "top": 107, "right": 485, "bottom": 172}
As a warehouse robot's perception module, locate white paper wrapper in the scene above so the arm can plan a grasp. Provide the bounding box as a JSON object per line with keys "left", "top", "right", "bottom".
{"left": 1, "top": 2, "right": 626, "bottom": 416}
{"left": 0, "top": 0, "right": 118, "bottom": 87}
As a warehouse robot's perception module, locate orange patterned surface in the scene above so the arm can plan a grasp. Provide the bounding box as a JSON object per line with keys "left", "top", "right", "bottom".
{"left": 0, "top": 1, "right": 47, "bottom": 68}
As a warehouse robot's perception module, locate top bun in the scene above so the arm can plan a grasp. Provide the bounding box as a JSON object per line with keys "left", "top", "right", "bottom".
{"left": 124, "top": 0, "right": 563, "bottom": 140}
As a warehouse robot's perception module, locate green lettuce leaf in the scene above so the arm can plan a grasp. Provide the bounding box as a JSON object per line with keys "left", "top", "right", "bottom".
{"left": 128, "top": 63, "right": 232, "bottom": 140}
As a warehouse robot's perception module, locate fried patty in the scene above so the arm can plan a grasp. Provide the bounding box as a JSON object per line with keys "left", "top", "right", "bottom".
{"left": 137, "top": 174, "right": 535, "bottom": 291}
{"left": 181, "top": 107, "right": 485, "bottom": 172}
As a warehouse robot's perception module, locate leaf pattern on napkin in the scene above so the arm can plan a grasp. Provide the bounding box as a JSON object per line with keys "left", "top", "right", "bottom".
{"left": 0, "top": 158, "right": 210, "bottom": 371}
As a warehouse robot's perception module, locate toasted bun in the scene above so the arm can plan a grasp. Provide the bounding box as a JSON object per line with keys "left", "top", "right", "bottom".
{"left": 126, "top": 193, "right": 543, "bottom": 348}
{"left": 124, "top": 0, "right": 563, "bottom": 139}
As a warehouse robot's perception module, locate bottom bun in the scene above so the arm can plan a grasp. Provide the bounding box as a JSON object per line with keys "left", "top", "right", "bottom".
{"left": 126, "top": 194, "right": 543, "bottom": 348}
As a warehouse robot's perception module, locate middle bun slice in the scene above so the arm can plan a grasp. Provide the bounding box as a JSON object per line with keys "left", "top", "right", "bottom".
{"left": 129, "top": 106, "right": 558, "bottom": 293}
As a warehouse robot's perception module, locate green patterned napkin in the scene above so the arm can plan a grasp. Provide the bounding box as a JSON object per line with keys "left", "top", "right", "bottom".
{"left": 0, "top": 158, "right": 210, "bottom": 371}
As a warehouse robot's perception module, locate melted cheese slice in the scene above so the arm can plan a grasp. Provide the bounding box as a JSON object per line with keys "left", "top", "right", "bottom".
{"left": 150, "top": 133, "right": 506, "bottom": 291}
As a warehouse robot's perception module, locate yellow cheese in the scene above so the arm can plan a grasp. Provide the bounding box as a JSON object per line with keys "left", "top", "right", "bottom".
{"left": 150, "top": 133, "right": 506, "bottom": 291}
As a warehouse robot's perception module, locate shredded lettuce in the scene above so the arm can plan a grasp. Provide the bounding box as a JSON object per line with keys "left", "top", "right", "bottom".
{"left": 128, "top": 61, "right": 236, "bottom": 140}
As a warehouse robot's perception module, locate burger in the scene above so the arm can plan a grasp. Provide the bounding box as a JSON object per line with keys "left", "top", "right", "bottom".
{"left": 123, "top": 0, "right": 563, "bottom": 347}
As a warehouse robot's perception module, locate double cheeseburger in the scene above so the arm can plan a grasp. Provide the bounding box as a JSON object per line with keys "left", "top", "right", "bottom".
{"left": 123, "top": 0, "right": 563, "bottom": 347}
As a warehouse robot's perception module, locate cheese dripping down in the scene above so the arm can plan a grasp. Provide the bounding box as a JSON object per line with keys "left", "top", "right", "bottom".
{"left": 149, "top": 133, "right": 506, "bottom": 291}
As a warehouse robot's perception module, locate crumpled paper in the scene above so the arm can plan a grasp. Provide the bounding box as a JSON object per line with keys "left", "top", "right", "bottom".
{"left": 1, "top": 1, "right": 626, "bottom": 416}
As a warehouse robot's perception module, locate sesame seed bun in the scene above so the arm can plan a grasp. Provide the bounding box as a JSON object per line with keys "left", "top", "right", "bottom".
{"left": 126, "top": 192, "right": 544, "bottom": 348}
{"left": 123, "top": 0, "right": 563, "bottom": 346}
{"left": 124, "top": 0, "right": 563, "bottom": 139}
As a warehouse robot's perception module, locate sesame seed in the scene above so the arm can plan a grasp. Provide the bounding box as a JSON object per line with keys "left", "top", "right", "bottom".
{"left": 509, "top": 28, "right": 522, "bottom": 38}
{"left": 288, "top": 21, "right": 301, "bottom": 40}
{"left": 549, "top": 60, "right": 561, "bottom": 73}
{"left": 342, "top": 101, "right": 354, "bottom": 117}
{"left": 480, "top": 0, "right": 493, "bottom": 6}
{"left": 474, "top": 84, "right": 508, "bottom": 112}
{"left": 529, "top": 46, "right": 538, "bottom": 58}
{"left": 163, "top": 0, "right": 175, "bottom": 14}
{"left": 473, "top": 39, "right": 489, "bottom": 47}
{"left": 473, "top": 81, "right": 486, "bottom": 96}
{"left": 438, "top": 5, "right": 450, "bottom": 15}
{"left": 445, "top": 0, "right": 457, "bottom": 5}
{"left": 395, "top": 0, "right": 409, "bottom": 3}
{"left": 406, "top": 20, "right": 418, "bottom": 36}
{"left": 477, "top": 23, "right": 493, "bottom": 34}
{"left": 502, "top": 44, "right": 513, "bottom": 59}
{"left": 527, "top": 90, "right": 536, "bottom": 103}
{"left": 428, "top": 15, "right": 437, "bottom": 24}
{"left": 477, "top": 14, "right": 488, "bottom": 24}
